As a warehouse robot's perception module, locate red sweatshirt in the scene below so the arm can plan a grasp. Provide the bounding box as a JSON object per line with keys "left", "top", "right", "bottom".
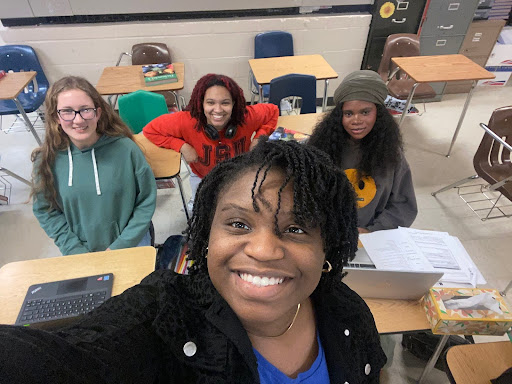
{"left": 143, "top": 104, "right": 278, "bottom": 178}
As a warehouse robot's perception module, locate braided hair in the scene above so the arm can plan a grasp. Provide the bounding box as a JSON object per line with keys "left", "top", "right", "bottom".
{"left": 308, "top": 103, "right": 403, "bottom": 179}
{"left": 187, "top": 139, "right": 359, "bottom": 287}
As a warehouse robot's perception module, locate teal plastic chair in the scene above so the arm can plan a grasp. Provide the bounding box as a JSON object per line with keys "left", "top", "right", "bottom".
{"left": 118, "top": 90, "right": 168, "bottom": 134}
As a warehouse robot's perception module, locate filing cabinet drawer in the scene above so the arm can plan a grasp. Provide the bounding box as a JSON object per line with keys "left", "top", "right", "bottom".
{"left": 372, "top": 0, "right": 426, "bottom": 36}
{"left": 421, "top": 0, "right": 480, "bottom": 36}
{"left": 362, "top": 37, "right": 388, "bottom": 71}
{"left": 460, "top": 20, "right": 505, "bottom": 57}
{"left": 420, "top": 35, "right": 465, "bottom": 55}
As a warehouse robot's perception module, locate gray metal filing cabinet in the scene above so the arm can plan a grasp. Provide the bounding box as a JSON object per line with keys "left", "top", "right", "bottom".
{"left": 445, "top": 19, "right": 505, "bottom": 93}
{"left": 361, "top": 0, "right": 427, "bottom": 71}
{"left": 419, "top": 0, "right": 481, "bottom": 99}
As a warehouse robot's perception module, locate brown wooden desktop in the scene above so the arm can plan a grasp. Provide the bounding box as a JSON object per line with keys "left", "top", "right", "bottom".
{"left": 96, "top": 62, "right": 185, "bottom": 109}
{"left": 249, "top": 54, "right": 338, "bottom": 112}
{"left": 0, "top": 71, "right": 42, "bottom": 146}
{"left": 0, "top": 246, "right": 156, "bottom": 325}
{"left": 446, "top": 341, "right": 512, "bottom": 383}
{"left": 390, "top": 54, "right": 495, "bottom": 157}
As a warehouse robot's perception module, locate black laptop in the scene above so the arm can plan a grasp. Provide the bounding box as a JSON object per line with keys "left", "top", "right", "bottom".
{"left": 16, "top": 273, "right": 114, "bottom": 327}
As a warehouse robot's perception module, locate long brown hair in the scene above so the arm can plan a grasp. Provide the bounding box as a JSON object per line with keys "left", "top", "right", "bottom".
{"left": 31, "top": 76, "right": 134, "bottom": 210}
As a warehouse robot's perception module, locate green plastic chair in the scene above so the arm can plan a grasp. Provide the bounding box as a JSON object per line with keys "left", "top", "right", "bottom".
{"left": 118, "top": 90, "right": 168, "bottom": 134}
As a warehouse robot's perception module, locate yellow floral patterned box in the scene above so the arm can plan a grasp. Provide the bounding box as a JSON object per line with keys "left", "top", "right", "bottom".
{"left": 422, "top": 287, "right": 512, "bottom": 335}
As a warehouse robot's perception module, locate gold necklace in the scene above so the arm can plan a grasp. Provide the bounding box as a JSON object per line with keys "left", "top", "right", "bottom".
{"left": 266, "top": 303, "right": 301, "bottom": 338}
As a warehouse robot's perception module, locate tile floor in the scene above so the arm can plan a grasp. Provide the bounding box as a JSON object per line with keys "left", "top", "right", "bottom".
{"left": 1, "top": 85, "right": 511, "bottom": 383}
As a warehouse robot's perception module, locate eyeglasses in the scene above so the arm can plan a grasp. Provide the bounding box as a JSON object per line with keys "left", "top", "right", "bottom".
{"left": 57, "top": 108, "right": 97, "bottom": 121}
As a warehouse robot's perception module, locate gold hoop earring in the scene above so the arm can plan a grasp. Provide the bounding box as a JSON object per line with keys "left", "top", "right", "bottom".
{"left": 322, "top": 260, "right": 332, "bottom": 273}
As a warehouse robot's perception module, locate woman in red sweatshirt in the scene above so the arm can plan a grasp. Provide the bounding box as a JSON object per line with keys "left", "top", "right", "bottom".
{"left": 143, "top": 73, "right": 279, "bottom": 208}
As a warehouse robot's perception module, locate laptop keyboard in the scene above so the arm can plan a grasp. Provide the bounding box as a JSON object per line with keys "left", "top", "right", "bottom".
{"left": 18, "top": 291, "right": 107, "bottom": 325}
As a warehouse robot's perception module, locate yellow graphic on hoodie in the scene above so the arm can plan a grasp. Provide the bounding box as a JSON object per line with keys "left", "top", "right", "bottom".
{"left": 344, "top": 169, "right": 377, "bottom": 208}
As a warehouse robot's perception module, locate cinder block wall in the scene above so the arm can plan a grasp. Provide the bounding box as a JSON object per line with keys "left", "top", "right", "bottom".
{"left": 0, "top": 13, "right": 370, "bottom": 102}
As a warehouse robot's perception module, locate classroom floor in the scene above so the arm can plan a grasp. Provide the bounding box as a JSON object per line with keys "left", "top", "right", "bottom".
{"left": 1, "top": 85, "right": 511, "bottom": 383}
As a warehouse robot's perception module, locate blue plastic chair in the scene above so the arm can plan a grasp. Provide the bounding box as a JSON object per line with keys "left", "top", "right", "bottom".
{"left": 0, "top": 45, "right": 49, "bottom": 118}
{"left": 268, "top": 74, "right": 317, "bottom": 116}
{"left": 250, "top": 31, "right": 294, "bottom": 104}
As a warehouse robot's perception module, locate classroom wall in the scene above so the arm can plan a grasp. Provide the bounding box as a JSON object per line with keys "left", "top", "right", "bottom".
{"left": 0, "top": 13, "right": 371, "bottom": 101}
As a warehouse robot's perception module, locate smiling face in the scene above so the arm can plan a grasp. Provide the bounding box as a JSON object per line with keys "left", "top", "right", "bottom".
{"left": 207, "top": 168, "right": 325, "bottom": 332}
{"left": 203, "top": 85, "right": 234, "bottom": 131}
{"left": 341, "top": 100, "right": 377, "bottom": 141}
{"left": 57, "top": 89, "right": 101, "bottom": 149}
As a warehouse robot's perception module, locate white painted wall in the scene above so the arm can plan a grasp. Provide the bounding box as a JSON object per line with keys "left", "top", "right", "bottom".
{"left": 0, "top": 13, "right": 371, "bottom": 102}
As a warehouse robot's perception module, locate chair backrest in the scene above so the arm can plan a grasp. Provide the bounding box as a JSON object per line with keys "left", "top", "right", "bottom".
{"left": 268, "top": 74, "right": 316, "bottom": 115}
{"left": 0, "top": 44, "right": 49, "bottom": 93}
{"left": 377, "top": 34, "right": 420, "bottom": 81}
{"left": 131, "top": 43, "right": 172, "bottom": 65}
{"left": 118, "top": 90, "right": 168, "bottom": 134}
{"left": 474, "top": 106, "right": 512, "bottom": 200}
{"left": 254, "top": 31, "right": 294, "bottom": 59}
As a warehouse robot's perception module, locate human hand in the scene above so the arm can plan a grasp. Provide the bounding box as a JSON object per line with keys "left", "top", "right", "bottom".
{"left": 249, "top": 137, "right": 260, "bottom": 151}
{"left": 358, "top": 227, "right": 370, "bottom": 234}
{"left": 180, "top": 143, "right": 199, "bottom": 163}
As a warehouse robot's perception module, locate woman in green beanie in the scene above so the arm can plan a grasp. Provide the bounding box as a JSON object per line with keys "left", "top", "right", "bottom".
{"left": 308, "top": 70, "right": 417, "bottom": 233}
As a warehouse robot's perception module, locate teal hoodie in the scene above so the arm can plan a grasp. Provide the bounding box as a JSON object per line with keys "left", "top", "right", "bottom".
{"left": 33, "top": 135, "right": 157, "bottom": 255}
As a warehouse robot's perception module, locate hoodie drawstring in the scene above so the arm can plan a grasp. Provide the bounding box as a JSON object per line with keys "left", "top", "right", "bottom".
{"left": 67, "top": 146, "right": 101, "bottom": 196}
{"left": 91, "top": 148, "right": 101, "bottom": 196}
{"left": 67, "top": 146, "right": 73, "bottom": 187}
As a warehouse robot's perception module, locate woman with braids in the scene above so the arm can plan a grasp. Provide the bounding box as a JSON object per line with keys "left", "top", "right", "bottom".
{"left": 31, "top": 76, "right": 156, "bottom": 255}
{"left": 309, "top": 70, "right": 417, "bottom": 233}
{"left": 0, "top": 140, "right": 385, "bottom": 383}
{"left": 143, "top": 73, "right": 278, "bottom": 207}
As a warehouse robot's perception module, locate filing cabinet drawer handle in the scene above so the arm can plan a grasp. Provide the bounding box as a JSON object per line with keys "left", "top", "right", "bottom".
{"left": 436, "top": 40, "right": 447, "bottom": 46}
{"left": 439, "top": 25, "right": 454, "bottom": 30}
{"left": 392, "top": 18, "right": 407, "bottom": 23}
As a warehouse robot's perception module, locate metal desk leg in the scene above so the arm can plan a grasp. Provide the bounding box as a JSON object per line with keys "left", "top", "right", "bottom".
{"left": 417, "top": 334, "right": 449, "bottom": 384}
{"left": 0, "top": 167, "right": 32, "bottom": 186}
{"left": 322, "top": 79, "right": 330, "bottom": 112}
{"left": 13, "top": 97, "right": 42, "bottom": 146}
{"left": 445, "top": 80, "right": 477, "bottom": 158}
{"left": 398, "top": 83, "right": 419, "bottom": 127}
{"left": 259, "top": 85, "right": 264, "bottom": 104}
{"left": 171, "top": 91, "right": 182, "bottom": 111}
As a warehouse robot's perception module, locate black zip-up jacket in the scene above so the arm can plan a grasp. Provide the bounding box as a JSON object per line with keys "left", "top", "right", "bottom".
{"left": 0, "top": 270, "right": 386, "bottom": 383}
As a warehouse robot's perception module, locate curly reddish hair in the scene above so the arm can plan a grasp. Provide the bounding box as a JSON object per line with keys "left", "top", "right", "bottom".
{"left": 186, "top": 74, "right": 247, "bottom": 130}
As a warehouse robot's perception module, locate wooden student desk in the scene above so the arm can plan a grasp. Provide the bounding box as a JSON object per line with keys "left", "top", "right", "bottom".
{"left": 446, "top": 341, "right": 512, "bottom": 383}
{"left": 249, "top": 54, "right": 338, "bottom": 112}
{"left": 0, "top": 71, "right": 42, "bottom": 146}
{"left": 0, "top": 246, "right": 156, "bottom": 325}
{"left": 277, "top": 112, "right": 327, "bottom": 135}
{"left": 390, "top": 54, "right": 494, "bottom": 157}
{"left": 96, "top": 63, "right": 185, "bottom": 109}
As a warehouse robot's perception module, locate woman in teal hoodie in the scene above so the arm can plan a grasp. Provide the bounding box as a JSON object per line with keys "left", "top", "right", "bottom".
{"left": 32, "top": 76, "right": 157, "bottom": 255}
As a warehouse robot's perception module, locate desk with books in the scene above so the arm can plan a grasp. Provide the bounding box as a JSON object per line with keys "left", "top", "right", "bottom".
{"left": 96, "top": 63, "right": 185, "bottom": 109}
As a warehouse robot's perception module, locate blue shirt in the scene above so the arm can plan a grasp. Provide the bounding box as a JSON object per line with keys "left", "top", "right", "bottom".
{"left": 254, "top": 334, "right": 330, "bottom": 384}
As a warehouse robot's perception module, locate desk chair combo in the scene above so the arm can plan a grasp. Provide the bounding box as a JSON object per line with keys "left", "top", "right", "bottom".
{"left": 268, "top": 73, "right": 317, "bottom": 115}
{"left": 113, "top": 42, "right": 183, "bottom": 111}
{"left": 378, "top": 34, "right": 436, "bottom": 115}
{"left": 0, "top": 44, "right": 49, "bottom": 146}
{"left": 432, "top": 106, "right": 512, "bottom": 220}
{"left": 250, "top": 31, "right": 294, "bottom": 105}
{"left": 119, "top": 90, "right": 190, "bottom": 222}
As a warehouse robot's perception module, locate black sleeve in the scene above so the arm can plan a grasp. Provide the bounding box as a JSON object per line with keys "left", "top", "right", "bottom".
{"left": 0, "top": 271, "right": 168, "bottom": 384}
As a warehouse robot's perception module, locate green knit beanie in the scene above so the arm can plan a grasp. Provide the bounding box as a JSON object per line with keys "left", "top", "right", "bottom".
{"left": 333, "top": 70, "right": 388, "bottom": 106}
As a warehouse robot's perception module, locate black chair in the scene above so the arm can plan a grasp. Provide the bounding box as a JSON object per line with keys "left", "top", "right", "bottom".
{"left": 268, "top": 74, "right": 316, "bottom": 116}
{"left": 250, "top": 31, "right": 294, "bottom": 104}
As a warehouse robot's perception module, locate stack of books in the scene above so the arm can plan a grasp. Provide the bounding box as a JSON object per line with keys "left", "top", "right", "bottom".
{"left": 142, "top": 63, "right": 178, "bottom": 86}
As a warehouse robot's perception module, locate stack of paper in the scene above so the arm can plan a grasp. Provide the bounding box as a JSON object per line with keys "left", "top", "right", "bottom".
{"left": 359, "top": 227, "right": 486, "bottom": 288}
